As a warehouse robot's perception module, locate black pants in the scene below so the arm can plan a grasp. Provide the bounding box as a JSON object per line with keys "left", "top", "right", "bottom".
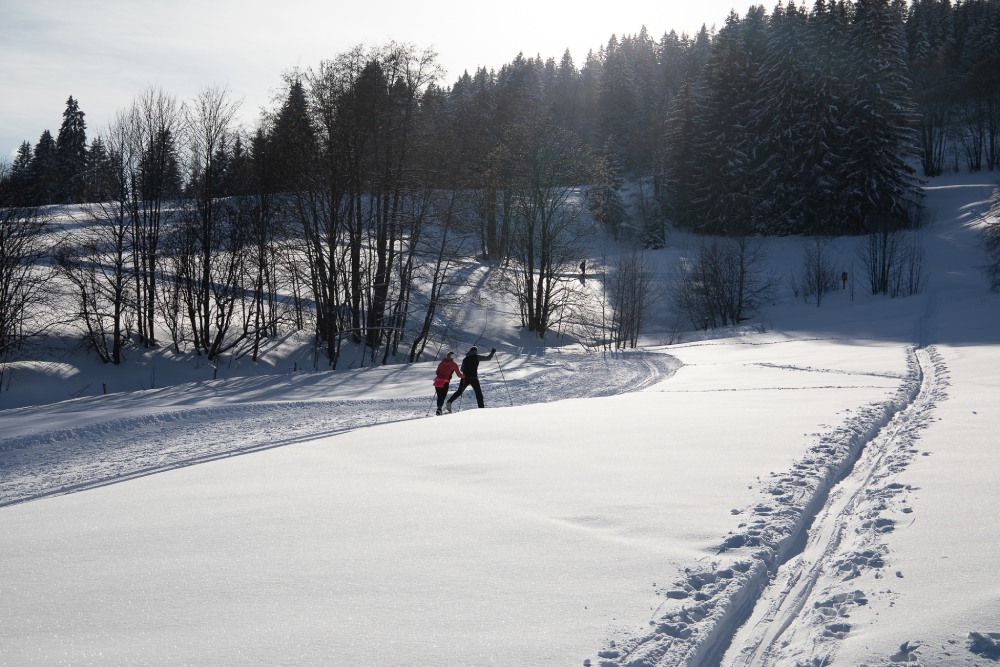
{"left": 448, "top": 377, "right": 484, "bottom": 408}
{"left": 435, "top": 384, "right": 450, "bottom": 410}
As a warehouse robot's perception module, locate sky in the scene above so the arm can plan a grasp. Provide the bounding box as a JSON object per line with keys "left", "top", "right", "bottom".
{"left": 0, "top": 0, "right": 741, "bottom": 158}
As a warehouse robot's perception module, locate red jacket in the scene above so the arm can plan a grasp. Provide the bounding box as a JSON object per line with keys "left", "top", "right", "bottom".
{"left": 434, "top": 358, "right": 464, "bottom": 387}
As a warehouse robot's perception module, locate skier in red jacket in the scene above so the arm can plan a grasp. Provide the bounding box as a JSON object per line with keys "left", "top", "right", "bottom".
{"left": 433, "top": 351, "right": 464, "bottom": 415}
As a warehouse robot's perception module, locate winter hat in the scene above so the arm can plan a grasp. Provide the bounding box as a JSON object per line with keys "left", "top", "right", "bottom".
{"left": 469, "top": 345, "right": 478, "bottom": 353}
{"left": 446, "top": 351, "right": 454, "bottom": 358}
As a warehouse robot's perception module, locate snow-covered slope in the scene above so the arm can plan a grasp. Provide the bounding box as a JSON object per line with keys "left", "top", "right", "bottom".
{"left": 1, "top": 173, "right": 998, "bottom": 666}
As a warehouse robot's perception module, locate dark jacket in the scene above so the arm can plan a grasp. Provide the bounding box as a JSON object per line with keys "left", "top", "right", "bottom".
{"left": 460, "top": 348, "right": 495, "bottom": 378}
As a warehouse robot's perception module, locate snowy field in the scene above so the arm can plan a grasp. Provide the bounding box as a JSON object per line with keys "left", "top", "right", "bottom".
{"left": 1, "top": 173, "right": 999, "bottom": 666}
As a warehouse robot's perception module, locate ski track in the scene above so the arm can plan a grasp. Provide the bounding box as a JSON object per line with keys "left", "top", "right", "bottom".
{"left": 0, "top": 351, "right": 677, "bottom": 507}
{"left": 597, "top": 346, "right": 946, "bottom": 667}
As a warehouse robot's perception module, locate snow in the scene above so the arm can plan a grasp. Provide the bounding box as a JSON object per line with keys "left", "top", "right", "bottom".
{"left": 2, "top": 172, "right": 999, "bottom": 666}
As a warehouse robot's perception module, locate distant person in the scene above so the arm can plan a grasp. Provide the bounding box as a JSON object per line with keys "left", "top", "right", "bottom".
{"left": 433, "top": 351, "right": 464, "bottom": 416}
{"left": 446, "top": 345, "right": 496, "bottom": 411}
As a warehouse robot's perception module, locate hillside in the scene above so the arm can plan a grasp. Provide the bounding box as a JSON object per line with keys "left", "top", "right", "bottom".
{"left": 1, "top": 172, "right": 998, "bottom": 666}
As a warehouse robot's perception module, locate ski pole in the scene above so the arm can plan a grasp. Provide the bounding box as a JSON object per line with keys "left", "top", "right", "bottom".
{"left": 495, "top": 354, "right": 513, "bottom": 407}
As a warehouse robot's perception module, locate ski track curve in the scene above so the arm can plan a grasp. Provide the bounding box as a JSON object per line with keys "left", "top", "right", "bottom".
{"left": 597, "top": 345, "right": 945, "bottom": 667}
{"left": 0, "top": 351, "right": 678, "bottom": 507}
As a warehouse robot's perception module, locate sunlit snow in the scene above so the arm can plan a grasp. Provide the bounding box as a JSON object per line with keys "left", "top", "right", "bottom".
{"left": 1, "top": 173, "right": 998, "bottom": 666}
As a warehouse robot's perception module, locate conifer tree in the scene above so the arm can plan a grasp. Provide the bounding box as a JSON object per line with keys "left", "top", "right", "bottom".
{"left": 10, "top": 142, "right": 33, "bottom": 206}
{"left": 688, "top": 8, "right": 769, "bottom": 233}
{"left": 55, "top": 96, "right": 88, "bottom": 204}
{"left": 658, "top": 76, "right": 700, "bottom": 230}
{"left": 597, "top": 35, "right": 632, "bottom": 150}
{"left": 656, "top": 30, "right": 689, "bottom": 111}
{"left": 753, "top": 1, "right": 847, "bottom": 233}
{"left": 29, "top": 130, "right": 58, "bottom": 205}
{"left": 268, "top": 77, "right": 316, "bottom": 194}
{"left": 587, "top": 139, "right": 628, "bottom": 239}
{"left": 550, "top": 49, "right": 582, "bottom": 137}
{"left": 842, "top": 0, "right": 922, "bottom": 230}
{"left": 84, "top": 136, "right": 111, "bottom": 202}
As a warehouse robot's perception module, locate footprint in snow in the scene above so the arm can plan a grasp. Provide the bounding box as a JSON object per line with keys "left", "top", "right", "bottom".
{"left": 890, "top": 640, "right": 921, "bottom": 663}
{"left": 968, "top": 631, "right": 1000, "bottom": 660}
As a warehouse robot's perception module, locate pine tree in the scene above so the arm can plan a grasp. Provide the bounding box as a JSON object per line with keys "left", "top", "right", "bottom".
{"left": 55, "top": 96, "right": 88, "bottom": 204}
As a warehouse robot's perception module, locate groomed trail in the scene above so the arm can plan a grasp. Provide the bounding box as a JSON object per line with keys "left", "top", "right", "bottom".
{"left": 598, "top": 345, "right": 946, "bottom": 667}
{"left": 722, "top": 346, "right": 947, "bottom": 666}
{"left": 0, "top": 350, "right": 678, "bottom": 507}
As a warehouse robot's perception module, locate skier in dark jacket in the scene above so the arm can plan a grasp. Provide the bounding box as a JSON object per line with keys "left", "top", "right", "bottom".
{"left": 433, "top": 351, "right": 464, "bottom": 415}
{"left": 446, "top": 345, "right": 496, "bottom": 411}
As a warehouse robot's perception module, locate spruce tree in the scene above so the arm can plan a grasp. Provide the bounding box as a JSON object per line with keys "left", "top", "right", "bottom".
{"left": 550, "top": 49, "right": 582, "bottom": 137}
{"left": 754, "top": 1, "right": 848, "bottom": 233}
{"left": 689, "top": 8, "right": 769, "bottom": 233}
{"left": 268, "top": 78, "right": 316, "bottom": 194}
{"left": 597, "top": 35, "right": 634, "bottom": 160}
{"left": 85, "top": 136, "right": 111, "bottom": 202}
{"left": 29, "top": 130, "right": 58, "bottom": 205}
{"left": 587, "top": 139, "right": 628, "bottom": 239}
{"left": 10, "top": 142, "right": 33, "bottom": 205}
{"left": 842, "top": 0, "right": 922, "bottom": 231}
{"left": 658, "top": 76, "right": 700, "bottom": 230}
{"left": 55, "top": 96, "right": 88, "bottom": 204}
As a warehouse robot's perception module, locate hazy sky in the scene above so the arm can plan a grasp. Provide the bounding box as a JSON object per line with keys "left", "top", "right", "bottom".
{"left": 1, "top": 0, "right": 742, "bottom": 158}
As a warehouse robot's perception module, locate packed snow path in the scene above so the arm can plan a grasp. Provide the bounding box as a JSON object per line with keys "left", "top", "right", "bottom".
{"left": 0, "top": 350, "right": 676, "bottom": 507}
{"left": 723, "top": 346, "right": 947, "bottom": 665}
{"left": 599, "top": 345, "right": 941, "bottom": 667}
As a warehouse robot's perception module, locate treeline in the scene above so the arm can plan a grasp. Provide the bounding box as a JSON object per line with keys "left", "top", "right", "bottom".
{"left": 3, "top": 0, "right": 1000, "bottom": 366}
{"left": 8, "top": 1, "right": 1000, "bottom": 227}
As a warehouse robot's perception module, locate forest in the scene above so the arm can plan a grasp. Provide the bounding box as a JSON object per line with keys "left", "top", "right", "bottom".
{"left": 2, "top": 0, "right": 1000, "bottom": 370}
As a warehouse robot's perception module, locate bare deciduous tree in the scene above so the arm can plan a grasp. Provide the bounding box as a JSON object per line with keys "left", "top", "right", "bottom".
{"left": 503, "top": 116, "right": 596, "bottom": 338}
{"left": 672, "top": 236, "right": 779, "bottom": 330}
{"left": 857, "top": 216, "right": 928, "bottom": 298}
{"left": 608, "top": 243, "right": 657, "bottom": 348}
{"left": 0, "top": 165, "right": 50, "bottom": 363}
{"left": 57, "top": 159, "right": 136, "bottom": 364}
{"left": 794, "top": 237, "right": 841, "bottom": 307}
{"left": 171, "top": 85, "right": 246, "bottom": 360}
{"left": 125, "top": 88, "right": 184, "bottom": 349}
